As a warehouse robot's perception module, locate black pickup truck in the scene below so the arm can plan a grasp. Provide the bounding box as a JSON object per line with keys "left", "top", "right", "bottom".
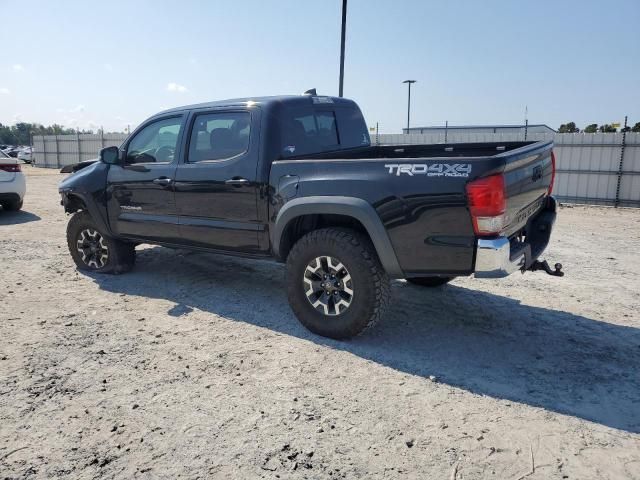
{"left": 59, "top": 93, "right": 560, "bottom": 339}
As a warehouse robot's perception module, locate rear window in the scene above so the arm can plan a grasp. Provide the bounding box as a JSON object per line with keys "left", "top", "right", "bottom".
{"left": 281, "top": 106, "right": 369, "bottom": 157}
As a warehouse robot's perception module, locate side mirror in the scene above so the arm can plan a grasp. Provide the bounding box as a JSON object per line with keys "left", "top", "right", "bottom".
{"left": 99, "top": 146, "right": 121, "bottom": 165}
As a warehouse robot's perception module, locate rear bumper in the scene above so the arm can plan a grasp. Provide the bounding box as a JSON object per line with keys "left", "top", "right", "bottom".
{"left": 0, "top": 192, "right": 21, "bottom": 203}
{"left": 474, "top": 196, "right": 557, "bottom": 278}
{"left": 0, "top": 173, "right": 26, "bottom": 199}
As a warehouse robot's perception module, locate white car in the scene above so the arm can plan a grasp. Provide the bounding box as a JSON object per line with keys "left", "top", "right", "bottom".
{"left": 17, "top": 147, "right": 34, "bottom": 164}
{"left": 0, "top": 149, "right": 26, "bottom": 211}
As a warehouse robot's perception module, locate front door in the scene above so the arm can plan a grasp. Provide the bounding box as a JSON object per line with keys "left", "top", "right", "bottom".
{"left": 173, "top": 109, "right": 264, "bottom": 253}
{"left": 106, "top": 115, "right": 185, "bottom": 243}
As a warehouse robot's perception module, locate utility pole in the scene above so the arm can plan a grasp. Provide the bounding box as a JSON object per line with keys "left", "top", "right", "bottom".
{"left": 403, "top": 80, "right": 416, "bottom": 133}
{"left": 338, "top": 0, "right": 347, "bottom": 97}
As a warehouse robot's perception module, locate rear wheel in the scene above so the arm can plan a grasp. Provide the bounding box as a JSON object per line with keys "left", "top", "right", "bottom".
{"left": 406, "top": 277, "right": 453, "bottom": 287}
{"left": 1, "top": 198, "right": 23, "bottom": 211}
{"left": 286, "top": 228, "right": 390, "bottom": 339}
{"left": 66, "top": 211, "right": 135, "bottom": 274}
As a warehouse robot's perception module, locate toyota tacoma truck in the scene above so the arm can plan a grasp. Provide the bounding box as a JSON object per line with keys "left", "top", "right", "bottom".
{"left": 59, "top": 92, "right": 561, "bottom": 339}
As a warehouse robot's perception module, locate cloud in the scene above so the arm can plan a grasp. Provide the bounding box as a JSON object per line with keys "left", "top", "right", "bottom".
{"left": 166, "top": 82, "right": 188, "bottom": 93}
{"left": 12, "top": 64, "right": 24, "bottom": 72}
{"left": 56, "top": 105, "right": 86, "bottom": 115}
{"left": 0, "top": 87, "right": 9, "bottom": 94}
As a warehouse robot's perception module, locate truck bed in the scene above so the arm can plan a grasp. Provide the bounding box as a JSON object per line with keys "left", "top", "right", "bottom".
{"left": 271, "top": 140, "right": 554, "bottom": 276}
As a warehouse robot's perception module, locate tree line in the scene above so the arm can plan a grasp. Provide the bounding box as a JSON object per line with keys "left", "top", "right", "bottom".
{"left": 0, "top": 122, "right": 126, "bottom": 146}
{"left": 557, "top": 121, "right": 640, "bottom": 134}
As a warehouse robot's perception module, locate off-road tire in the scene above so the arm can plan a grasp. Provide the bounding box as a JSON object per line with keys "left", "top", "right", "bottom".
{"left": 406, "top": 277, "right": 453, "bottom": 287}
{"left": 1, "top": 198, "right": 23, "bottom": 211}
{"left": 286, "top": 228, "right": 390, "bottom": 339}
{"left": 66, "top": 211, "right": 135, "bottom": 274}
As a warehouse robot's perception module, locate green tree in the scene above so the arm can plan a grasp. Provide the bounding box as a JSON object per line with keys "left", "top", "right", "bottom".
{"left": 12, "top": 123, "right": 33, "bottom": 145}
{"left": 558, "top": 122, "right": 579, "bottom": 133}
{"left": 598, "top": 124, "right": 617, "bottom": 133}
{"left": 0, "top": 122, "right": 106, "bottom": 146}
{"left": 584, "top": 124, "right": 598, "bottom": 133}
{"left": 631, "top": 122, "right": 640, "bottom": 133}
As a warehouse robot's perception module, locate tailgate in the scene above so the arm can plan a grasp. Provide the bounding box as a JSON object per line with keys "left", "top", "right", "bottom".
{"left": 499, "top": 141, "right": 553, "bottom": 236}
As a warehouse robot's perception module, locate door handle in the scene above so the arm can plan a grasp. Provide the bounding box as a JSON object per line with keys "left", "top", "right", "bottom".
{"left": 225, "top": 178, "right": 250, "bottom": 186}
{"left": 153, "top": 177, "right": 173, "bottom": 187}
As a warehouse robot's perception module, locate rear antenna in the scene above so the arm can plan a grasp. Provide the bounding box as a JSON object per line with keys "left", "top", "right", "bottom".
{"left": 303, "top": 88, "right": 317, "bottom": 96}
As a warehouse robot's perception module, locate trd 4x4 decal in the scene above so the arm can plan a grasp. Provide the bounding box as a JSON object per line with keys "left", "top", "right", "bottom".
{"left": 385, "top": 163, "right": 472, "bottom": 177}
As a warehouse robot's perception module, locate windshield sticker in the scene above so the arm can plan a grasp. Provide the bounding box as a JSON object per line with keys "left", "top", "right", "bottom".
{"left": 385, "top": 163, "right": 472, "bottom": 177}
{"left": 284, "top": 145, "right": 296, "bottom": 154}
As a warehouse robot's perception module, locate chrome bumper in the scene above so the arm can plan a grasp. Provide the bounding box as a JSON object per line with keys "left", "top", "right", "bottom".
{"left": 474, "top": 237, "right": 526, "bottom": 278}
{"left": 474, "top": 196, "right": 557, "bottom": 278}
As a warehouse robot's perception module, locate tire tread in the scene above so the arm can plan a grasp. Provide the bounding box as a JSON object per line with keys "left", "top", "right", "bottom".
{"left": 66, "top": 211, "right": 135, "bottom": 274}
{"left": 286, "top": 227, "right": 390, "bottom": 338}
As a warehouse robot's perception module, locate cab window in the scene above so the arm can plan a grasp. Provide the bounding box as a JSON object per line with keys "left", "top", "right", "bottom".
{"left": 187, "top": 111, "right": 251, "bottom": 162}
{"left": 126, "top": 117, "right": 183, "bottom": 164}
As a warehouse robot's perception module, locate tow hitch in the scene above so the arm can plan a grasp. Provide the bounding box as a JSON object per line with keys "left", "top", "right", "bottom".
{"left": 526, "top": 260, "right": 564, "bottom": 277}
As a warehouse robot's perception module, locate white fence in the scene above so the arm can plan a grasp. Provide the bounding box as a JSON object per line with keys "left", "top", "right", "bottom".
{"left": 33, "top": 131, "right": 640, "bottom": 207}
{"left": 33, "top": 133, "right": 127, "bottom": 168}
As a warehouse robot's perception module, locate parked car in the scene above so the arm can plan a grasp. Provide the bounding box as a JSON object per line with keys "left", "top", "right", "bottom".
{"left": 0, "top": 149, "right": 26, "bottom": 211}
{"left": 58, "top": 93, "right": 560, "bottom": 339}
{"left": 17, "top": 147, "right": 34, "bottom": 164}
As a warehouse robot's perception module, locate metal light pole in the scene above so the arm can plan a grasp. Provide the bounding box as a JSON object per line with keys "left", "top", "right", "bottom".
{"left": 403, "top": 80, "right": 416, "bottom": 133}
{"left": 338, "top": 0, "right": 347, "bottom": 97}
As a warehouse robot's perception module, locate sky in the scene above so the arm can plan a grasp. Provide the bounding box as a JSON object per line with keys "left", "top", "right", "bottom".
{"left": 0, "top": 0, "right": 639, "bottom": 133}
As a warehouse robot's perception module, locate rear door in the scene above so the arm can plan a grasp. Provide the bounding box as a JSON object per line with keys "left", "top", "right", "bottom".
{"left": 173, "top": 108, "right": 264, "bottom": 253}
{"left": 106, "top": 115, "right": 185, "bottom": 242}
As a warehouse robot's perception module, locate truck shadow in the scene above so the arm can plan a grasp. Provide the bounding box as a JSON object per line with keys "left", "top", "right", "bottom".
{"left": 90, "top": 246, "right": 640, "bottom": 434}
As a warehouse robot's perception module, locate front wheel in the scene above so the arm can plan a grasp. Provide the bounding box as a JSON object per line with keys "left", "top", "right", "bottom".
{"left": 286, "top": 228, "right": 390, "bottom": 339}
{"left": 66, "top": 211, "right": 135, "bottom": 274}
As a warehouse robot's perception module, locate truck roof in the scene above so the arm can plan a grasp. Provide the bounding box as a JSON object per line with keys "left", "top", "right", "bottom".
{"left": 157, "top": 94, "right": 358, "bottom": 116}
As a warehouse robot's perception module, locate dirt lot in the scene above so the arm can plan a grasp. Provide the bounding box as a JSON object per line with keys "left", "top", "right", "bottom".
{"left": 1, "top": 167, "right": 639, "bottom": 479}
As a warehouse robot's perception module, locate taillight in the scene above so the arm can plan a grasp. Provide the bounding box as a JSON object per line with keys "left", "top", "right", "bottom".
{"left": 0, "top": 163, "right": 21, "bottom": 173}
{"left": 549, "top": 150, "right": 556, "bottom": 195}
{"left": 466, "top": 174, "right": 506, "bottom": 236}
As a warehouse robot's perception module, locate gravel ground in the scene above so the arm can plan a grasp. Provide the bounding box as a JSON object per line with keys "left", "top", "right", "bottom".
{"left": 1, "top": 167, "right": 639, "bottom": 479}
